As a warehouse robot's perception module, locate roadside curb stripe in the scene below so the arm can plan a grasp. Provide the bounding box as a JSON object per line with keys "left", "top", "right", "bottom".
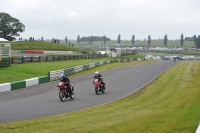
{"left": 196, "top": 122, "right": 200, "bottom": 133}
{"left": 0, "top": 83, "right": 11, "bottom": 93}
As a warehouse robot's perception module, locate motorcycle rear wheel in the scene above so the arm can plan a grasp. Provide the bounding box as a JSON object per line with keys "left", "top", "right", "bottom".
{"left": 59, "top": 91, "right": 66, "bottom": 102}
{"left": 95, "top": 86, "right": 99, "bottom": 95}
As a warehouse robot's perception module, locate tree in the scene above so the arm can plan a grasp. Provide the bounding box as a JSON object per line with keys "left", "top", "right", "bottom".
{"left": 180, "top": 34, "right": 184, "bottom": 46}
{"left": 0, "top": 12, "right": 25, "bottom": 41}
{"left": 103, "top": 35, "right": 106, "bottom": 44}
{"left": 131, "top": 35, "right": 135, "bottom": 44}
{"left": 193, "top": 35, "right": 196, "bottom": 39}
{"left": 90, "top": 35, "right": 93, "bottom": 45}
{"left": 65, "top": 36, "right": 68, "bottom": 44}
{"left": 52, "top": 37, "right": 54, "bottom": 43}
{"left": 194, "top": 35, "right": 200, "bottom": 48}
{"left": 77, "top": 35, "right": 80, "bottom": 45}
{"left": 79, "top": 36, "right": 111, "bottom": 42}
{"left": 41, "top": 36, "right": 43, "bottom": 41}
{"left": 148, "top": 35, "right": 151, "bottom": 46}
{"left": 117, "top": 34, "right": 121, "bottom": 44}
{"left": 164, "top": 34, "right": 168, "bottom": 46}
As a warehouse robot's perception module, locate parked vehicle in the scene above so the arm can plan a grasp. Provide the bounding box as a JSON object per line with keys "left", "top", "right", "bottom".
{"left": 189, "top": 56, "right": 195, "bottom": 60}
{"left": 174, "top": 56, "right": 184, "bottom": 60}
{"left": 162, "top": 56, "right": 171, "bottom": 60}
{"left": 57, "top": 81, "right": 75, "bottom": 102}
{"left": 93, "top": 78, "right": 105, "bottom": 95}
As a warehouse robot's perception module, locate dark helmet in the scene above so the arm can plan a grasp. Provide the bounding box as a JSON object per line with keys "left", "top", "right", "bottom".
{"left": 61, "top": 74, "right": 66, "bottom": 79}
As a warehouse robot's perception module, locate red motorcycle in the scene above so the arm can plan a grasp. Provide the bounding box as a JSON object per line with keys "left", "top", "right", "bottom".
{"left": 57, "top": 81, "right": 75, "bottom": 102}
{"left": 93, "top": 78, "right": 105, "bottom": 95}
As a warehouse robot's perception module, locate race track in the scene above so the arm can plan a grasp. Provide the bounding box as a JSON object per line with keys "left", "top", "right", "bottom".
{"left": 0, "top": 60, "right": 177, "bottom": 124}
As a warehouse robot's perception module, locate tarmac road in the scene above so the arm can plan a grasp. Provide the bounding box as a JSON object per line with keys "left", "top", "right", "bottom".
{"left": 0, "top": 60, "right": 177, "bottom": 124}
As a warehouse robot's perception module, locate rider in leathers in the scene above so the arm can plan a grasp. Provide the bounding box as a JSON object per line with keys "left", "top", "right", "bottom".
{"left": 94, "top": 71, "right": 106, "bottom": 88}
{"left": 60, "top": 74, "right": 72, "bottom": 94}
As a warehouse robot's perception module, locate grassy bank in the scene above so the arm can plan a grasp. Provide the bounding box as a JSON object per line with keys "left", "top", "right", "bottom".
{"left": 11, "top": 41, "right": 86, "bottom": 52}
{"left": 0, "top": 61, "right": 199, "bottom": 133}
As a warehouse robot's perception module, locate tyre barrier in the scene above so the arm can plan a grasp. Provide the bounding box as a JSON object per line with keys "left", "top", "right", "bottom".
{"left": 0, "top": 57, "right": 10, "bottom": 67}
{"left": 89, "top": 62, "right": 96, "bottom": 68}
{"left": 49, "top": 60, "right": 113, "bottom": 81}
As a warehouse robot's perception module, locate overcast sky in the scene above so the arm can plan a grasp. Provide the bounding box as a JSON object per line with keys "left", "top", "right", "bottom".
{"left": 1, "top": 0, "right": 200, "bottom": 40}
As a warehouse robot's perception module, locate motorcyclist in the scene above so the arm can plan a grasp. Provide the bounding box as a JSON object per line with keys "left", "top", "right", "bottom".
{"left": 173, "top": 57, "right": 176, "bottom": 62}
{"left": 94, "top": 71, "right": 106, "bottom": 88}
{"left": 60, "top": 74, "right": 72, "bottom": 94}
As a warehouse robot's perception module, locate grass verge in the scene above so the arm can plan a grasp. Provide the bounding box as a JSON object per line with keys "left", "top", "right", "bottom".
{"left": 0, "top": 61, "right": 199, "bottom": 133}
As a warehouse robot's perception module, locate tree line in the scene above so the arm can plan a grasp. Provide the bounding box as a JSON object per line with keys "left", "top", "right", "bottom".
{"left": 1, "top": 12, "right": 200, "bottom": 48}
{"left": 79, "top": 36, "right": 111, "bottom": 42}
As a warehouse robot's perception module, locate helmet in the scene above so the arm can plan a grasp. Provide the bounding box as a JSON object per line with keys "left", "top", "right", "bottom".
{"left": 61, "top": 74, "right": 66, "bottom": 79}
{"left": 95, "top": 71, "right": 99, "bottom": 76}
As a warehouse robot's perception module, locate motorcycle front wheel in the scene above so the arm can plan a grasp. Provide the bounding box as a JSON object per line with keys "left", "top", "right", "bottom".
{"left": 102, "top": 86, "right": 105, "bottom": 93}
{"left": 70, "top": 91, "right": 75, "bottom": 99}
{"left": 95, "top": 86, "right": 99, "bottom": 95}
{"left": 59, "top": 91, "right": 66, "bottom": 102}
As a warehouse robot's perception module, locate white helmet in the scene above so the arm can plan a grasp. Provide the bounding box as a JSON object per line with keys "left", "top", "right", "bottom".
{"left": 95, "top": 71, "right": 99, "bottom": 76}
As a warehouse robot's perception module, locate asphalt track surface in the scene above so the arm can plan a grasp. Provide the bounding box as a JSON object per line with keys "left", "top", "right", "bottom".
{"left": 0, "top": 60, "right": 178, "bottom": 124}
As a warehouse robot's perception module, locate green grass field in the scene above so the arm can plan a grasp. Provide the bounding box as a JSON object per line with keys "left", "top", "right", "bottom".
{"left": 0, "top": 60, "right": 199, "bottom": 133}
